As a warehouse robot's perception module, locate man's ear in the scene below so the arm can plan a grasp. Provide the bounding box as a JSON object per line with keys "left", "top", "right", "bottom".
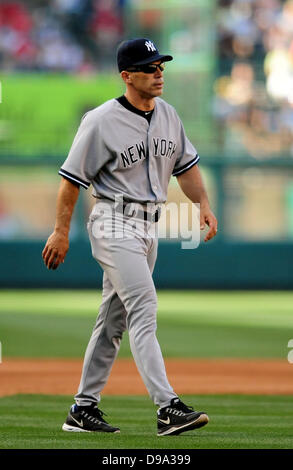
{"left": 121, "top": 71, "right": 132, "bottom": 84}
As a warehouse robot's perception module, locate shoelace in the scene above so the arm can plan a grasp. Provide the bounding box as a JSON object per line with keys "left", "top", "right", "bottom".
{"left": 80, "top": 406, "right": 108, "bottom": 424}
{"left": 158, "top": 400, "right": 195, "bottom": 418}
{"left": 171, "top": 400, "right": 194, "bottom": 414}
{"left": 165, "top": 408, "right": 185, "bottom": 416}
{"left": 177, "top": 402, "right": 194, "bottom": 413}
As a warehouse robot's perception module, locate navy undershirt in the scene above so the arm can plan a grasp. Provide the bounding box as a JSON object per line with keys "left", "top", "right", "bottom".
{"left": 116, "top": 95, "right": 154, "bottom": 124}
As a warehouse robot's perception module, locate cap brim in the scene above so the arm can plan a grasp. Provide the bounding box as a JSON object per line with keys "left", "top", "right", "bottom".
{"left": 133, "top": 54, "right": 173, "bottom": 66}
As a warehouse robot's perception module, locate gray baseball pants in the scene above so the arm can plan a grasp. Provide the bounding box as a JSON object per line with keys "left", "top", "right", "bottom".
{"left": 75, "top": 200, "right": 177, "bottom": 408}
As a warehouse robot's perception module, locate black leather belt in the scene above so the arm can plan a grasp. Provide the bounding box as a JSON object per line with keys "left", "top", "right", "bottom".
{"left": 94, "top": 197, "right": 161, "bottom": 223}
{"left": 122, "top": 203, "right": 161, "bottom": 223}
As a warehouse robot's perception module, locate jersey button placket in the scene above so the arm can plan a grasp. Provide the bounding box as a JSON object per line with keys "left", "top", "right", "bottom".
{"left": 147, "top": 128, "right": 159, "bottom": 196}
{"left": 150, "top": 158, "right": 158, "bottom": 190}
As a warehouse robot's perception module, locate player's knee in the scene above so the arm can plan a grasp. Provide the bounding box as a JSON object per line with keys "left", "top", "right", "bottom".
{"left": 126, "top": 295, "right": 157, "bottom": 333}
{"left": 128, "top": 288, "right": 157, "bottom": 313}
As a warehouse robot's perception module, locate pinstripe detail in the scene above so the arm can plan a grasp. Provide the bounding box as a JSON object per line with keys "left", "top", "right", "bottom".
{"left": 59, "top": 169, "right": 90, "bottom": 189}
{"left": 172, "top": 154, "right": 200, "bottom": 176}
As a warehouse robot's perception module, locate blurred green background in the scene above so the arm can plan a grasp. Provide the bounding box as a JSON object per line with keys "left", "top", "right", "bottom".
{"left": 0, "top": 0, "right": 292, "bottom": 289}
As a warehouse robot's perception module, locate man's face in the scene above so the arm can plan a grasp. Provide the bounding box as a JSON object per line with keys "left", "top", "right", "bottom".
{"left": 127, "top": 61, "right": 165, "bottom": 99}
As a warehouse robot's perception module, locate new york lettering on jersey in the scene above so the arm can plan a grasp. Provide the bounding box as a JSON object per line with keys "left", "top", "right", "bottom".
{"left": 152, "top": 138, "right": 176, "bottom": 160}
{"left": 120, "top": 138, "right": 177, "bottom": 168}
{"left": 120, "top": 141, "right": 147, "bottom": 167}
{"left": 59, "top": 97, "right": 199, "bottom": 202}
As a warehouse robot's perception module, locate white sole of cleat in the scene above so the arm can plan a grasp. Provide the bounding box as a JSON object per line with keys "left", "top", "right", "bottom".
{"left": 62, "top": 423, "right": 120, "bottom": 433}
{"left": 62, "top": 423, "right": 90, "bottom": 432}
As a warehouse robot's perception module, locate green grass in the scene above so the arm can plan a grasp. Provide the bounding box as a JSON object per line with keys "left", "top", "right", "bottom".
{"left": 0, "top": 394, "right": 292, "bottom": 449}
{"left": 1, "top": 291, "right": 292, "bottom": 450}
{"left": 0, "top": 290, "right": 292, "bottom": 358}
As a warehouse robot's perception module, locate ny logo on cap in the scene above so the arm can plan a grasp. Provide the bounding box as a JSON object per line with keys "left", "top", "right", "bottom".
{"left": 145, "top": 40, "right": 156, "bottom": 52}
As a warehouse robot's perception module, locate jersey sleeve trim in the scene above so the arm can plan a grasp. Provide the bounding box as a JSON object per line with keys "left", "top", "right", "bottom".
{"left": 172, "top": 154, "right": 200, "bottom": 177}
{"left": 58, "top": 169, "right": 90, "bottom": 189}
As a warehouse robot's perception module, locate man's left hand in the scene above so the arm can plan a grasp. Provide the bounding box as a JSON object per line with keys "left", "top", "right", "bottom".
{"left": 200, "top": 206, "right": 218, "bottom": 242}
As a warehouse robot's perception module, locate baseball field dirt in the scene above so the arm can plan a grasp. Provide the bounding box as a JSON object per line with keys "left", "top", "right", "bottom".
{"left": 1, "top": 358, "right": 292, "bottom": 397}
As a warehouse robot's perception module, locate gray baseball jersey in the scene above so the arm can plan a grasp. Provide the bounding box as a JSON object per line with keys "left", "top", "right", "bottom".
{"left": 59, "top": 97, "right": 199, "bottom": 203}
{"left": 60, "top": 95, "right": 200, "bottom": 409}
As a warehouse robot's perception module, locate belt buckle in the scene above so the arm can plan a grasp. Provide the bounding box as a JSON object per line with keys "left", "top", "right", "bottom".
{"left": 122, "top": 202, "right": 136, "bottom": 218}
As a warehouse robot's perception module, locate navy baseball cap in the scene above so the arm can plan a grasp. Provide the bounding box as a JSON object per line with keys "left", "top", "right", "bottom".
{"left": 117, "top": 38, "right": 173, "bottom": 72}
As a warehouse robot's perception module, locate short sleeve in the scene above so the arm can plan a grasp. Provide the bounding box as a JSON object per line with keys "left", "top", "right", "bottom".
{"left": 172, "top": 120, "right": 200, "bottom": 177}
{"left": 59, "top": 111, "right": 110, "bottom": 189}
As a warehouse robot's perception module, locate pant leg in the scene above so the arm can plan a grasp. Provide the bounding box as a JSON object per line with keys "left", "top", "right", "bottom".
{"left": 126, "top": 235, "right": 177, "bottom": 407}
{"left": 75, "top": 272, "right": 127, "bottom": 406}
{"left": 89, "top": 222, "right": 176, "bottom": 407}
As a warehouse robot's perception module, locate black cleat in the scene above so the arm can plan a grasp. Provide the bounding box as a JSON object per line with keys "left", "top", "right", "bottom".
{"left": 157, "top": 397, "right": 209, "bottom": 436}
{"left": 62, "top": 403, "right": 120, "bottom": 433}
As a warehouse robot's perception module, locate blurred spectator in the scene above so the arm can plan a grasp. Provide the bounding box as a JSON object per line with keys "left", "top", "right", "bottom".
{"left": 214, "top": 0, "right": 293, "bottom": 158}
{"left": 0, "top": 0, "right": 126, "bottom": 73}
{"left": 0, "top": 1, "right": 37, "bottom": 70}
{"left": 89, "top": 0, "right": 125, "bottom": 67}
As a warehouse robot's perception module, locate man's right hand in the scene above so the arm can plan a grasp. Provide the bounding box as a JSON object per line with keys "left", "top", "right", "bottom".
{"left": 42, "top": 231, "right": 69, "bottom": 270}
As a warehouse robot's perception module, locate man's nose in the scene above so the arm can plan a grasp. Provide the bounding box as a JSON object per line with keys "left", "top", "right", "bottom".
{"left": 155, "top": 67, "right": 163, "bottom": 77}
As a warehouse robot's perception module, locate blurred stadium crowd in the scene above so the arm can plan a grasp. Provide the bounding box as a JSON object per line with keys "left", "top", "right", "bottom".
{"left": 0, "top": 0, "right": 126, "bottom": 72}
{"left": 0, "top": 0, "right": 292, "bottom": 158}
{"left": 214, "top": 0, "right": 293, "bottom": 158}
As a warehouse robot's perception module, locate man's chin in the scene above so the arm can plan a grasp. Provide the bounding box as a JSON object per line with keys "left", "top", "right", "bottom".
{"left": 142, "top": 88, "right": 163, "bottom": 99}
{"left": 153, "top": 88, "right": 163, "bottom": 97}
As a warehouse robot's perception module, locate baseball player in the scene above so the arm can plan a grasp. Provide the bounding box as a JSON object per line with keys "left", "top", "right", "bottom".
{"left": 42, "top": 38, "right": 217, "bottom": 436}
